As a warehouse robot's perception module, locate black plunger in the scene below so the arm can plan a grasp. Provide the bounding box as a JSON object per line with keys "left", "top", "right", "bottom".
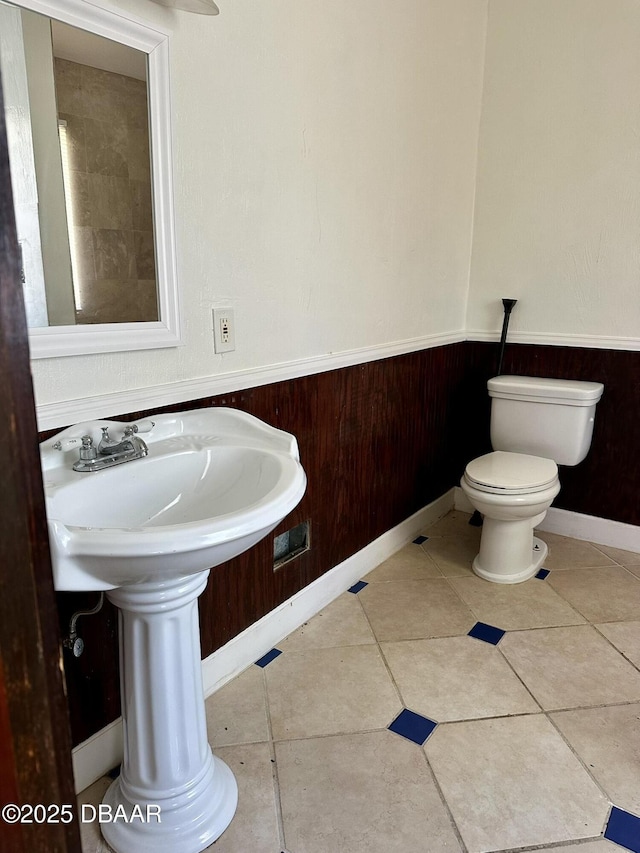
{"left": 496, "top": 298, "right": 517, "bottom": 375}
{"left": 468, "top": 298, "right": 518, "bottom": 528}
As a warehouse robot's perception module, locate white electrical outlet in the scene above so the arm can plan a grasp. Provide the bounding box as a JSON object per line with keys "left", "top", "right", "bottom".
{"left": 213, "top": 308, "right": 235, "bottom": 353}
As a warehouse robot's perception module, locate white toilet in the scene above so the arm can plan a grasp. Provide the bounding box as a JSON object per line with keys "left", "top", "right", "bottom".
{"left": 461, "top": 375, "right": 604, "bottom": 584}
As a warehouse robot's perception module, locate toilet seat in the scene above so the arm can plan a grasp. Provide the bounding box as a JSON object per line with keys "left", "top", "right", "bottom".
{"left": 464, "top": 451, "right": 558, "bottom": 495}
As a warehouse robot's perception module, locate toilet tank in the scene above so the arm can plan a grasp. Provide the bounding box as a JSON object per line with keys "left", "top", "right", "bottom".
{"left": 488, "top": 376, "right": 604, "bottom": 466}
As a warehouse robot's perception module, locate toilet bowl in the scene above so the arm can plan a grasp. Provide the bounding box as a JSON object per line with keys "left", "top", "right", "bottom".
{"left": 461, "top": 375, "right": 603, "bottom": 585}
{"left": 461, "top": 451, "right": 561, "bottom": 583}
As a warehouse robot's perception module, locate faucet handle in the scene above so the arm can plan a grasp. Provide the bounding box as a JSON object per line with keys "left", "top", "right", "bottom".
{"left": 122, "top": 421, "right": 155, "bottom": 439}
{"left": 129, "top": 420, "right": 155, "bottom": 434}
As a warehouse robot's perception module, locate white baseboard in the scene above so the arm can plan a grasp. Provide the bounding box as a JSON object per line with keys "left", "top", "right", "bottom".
{"left": 71, "top": 489, "right": 455, "bottom": 794}
{"left": 537, "top": 507, "right": 640, "bottom": 553}
{"left": 71, "top": 718, "right": 123, "bottom": 796}
{"left": 454, "top": 486, "right": 640, "bottom": 553}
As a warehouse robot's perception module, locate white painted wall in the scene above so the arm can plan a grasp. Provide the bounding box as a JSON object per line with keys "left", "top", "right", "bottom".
{"left": 30, "top": 0, "right": 488, "bottom": 408}
{"left": 467, "top": 0, "right": 640, "bottom": 346}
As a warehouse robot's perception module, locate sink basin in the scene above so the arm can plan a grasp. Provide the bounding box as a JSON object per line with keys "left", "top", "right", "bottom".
{"left": 41, "top": 408, "right": 307, "bottom": 591}
{"left": 42, "top": 408, "right": 307, "bottom": 853}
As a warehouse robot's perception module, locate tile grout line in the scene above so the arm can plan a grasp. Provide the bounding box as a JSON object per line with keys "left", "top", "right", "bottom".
{"left": 353, "top": 589, "right": 406, "bottom": 710}
{"left": 544, "top": 710, "right": 616, "bottom": 828}
{"left": 544, "top": 562, "right": 640, "bottom": 627}
{"left": 591, "top": 622, "right": 640, "bottom": 676}
{"left": 543, "top": 572, "right": 614, "bottom": 624}
{"left": 420, "top": 744, "right": 471, "bottom": 853}
{"left": 494, "top": 640, "right": 546, "bottom": 713}
{"left": 416, "top": 542, "right": 449, "bottom": 578}
{"left": 476, "top": 835, "right": 615, "bottom": 853}
{"left": 259, "top": 664, "right": 288, "bottom": 853}
{"left": 590, "top": 540, "right": 640, "bottom": 568}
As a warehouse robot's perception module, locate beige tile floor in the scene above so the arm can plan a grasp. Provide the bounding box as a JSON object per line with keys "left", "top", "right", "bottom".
{"left": 79, "top": 511, "right": 640, "bottom": 853}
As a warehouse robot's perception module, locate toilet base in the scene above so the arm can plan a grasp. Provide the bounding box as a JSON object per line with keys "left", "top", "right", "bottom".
{"left": 472, "top": 510, "right": 549, "bottom": 584}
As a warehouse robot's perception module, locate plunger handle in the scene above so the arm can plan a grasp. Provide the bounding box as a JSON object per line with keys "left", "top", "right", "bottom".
{"left": 497, "top": 298, "right": 517, "bottom": 375}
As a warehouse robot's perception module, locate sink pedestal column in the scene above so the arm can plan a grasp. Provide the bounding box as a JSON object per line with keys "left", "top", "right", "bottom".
{"left": 102, "top": 571, "right": 238, "bottom": 853}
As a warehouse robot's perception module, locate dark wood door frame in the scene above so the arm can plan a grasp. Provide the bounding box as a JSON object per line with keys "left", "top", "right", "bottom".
{"left": 0, "top": 70, "right": 81, "bottom": 852}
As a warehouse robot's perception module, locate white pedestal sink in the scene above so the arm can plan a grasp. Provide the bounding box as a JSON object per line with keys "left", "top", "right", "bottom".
{"left": 41, "top": 409, "right": 307, "bottom": 853}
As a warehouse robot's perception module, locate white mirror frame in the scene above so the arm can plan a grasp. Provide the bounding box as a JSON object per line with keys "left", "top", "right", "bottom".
{"left": 11, "top": 0, "right": 182, "bottom": 358}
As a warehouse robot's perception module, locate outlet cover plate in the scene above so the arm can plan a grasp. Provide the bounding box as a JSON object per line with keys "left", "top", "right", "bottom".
{"left": 213, "top": 307, "right": 235, "bottom": 353}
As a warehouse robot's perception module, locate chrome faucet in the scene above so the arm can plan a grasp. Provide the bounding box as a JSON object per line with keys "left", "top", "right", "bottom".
{"left": 97, "top": 425, "right": 148, "bottom": 460}
{"left": 55, "top": 423, "right": 153, "bottom": 472}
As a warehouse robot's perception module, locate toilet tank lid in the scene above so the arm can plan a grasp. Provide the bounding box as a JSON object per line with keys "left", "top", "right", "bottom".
{"left": 488, "top": 375, "right": 604, "bottom": 405}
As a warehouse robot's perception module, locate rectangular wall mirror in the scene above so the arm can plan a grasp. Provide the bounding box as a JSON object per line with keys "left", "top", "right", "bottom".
{"left": 0, "top": 0, "right": 181, "bottom": 358}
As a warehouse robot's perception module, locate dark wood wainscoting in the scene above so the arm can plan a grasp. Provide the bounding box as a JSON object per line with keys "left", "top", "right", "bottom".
{"left": 54, "top": 342, "right": 470, "bottom": 745}
{"left": 465, "top": 342, "right": 640, "bottom": 527}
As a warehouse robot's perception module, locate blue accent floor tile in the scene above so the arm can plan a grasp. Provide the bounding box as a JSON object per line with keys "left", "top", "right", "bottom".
{"left": 468, "top": 621, "right": 506, "bottom": 645}
{"left": 535, "top": 568, "right": 550, "bottom": 579}
{"left": 413, "top": 535, "right": 429, "bottom": 545}
{"left": 348, "top": 580, "right": 368, "bottom": 594}
{"left": 605, "top": 806, "right": 640, "bottom": 852}
{"left": 388, "top": 709, "right": 437, "bottom": 745}
{"left": 255, "top": 648, "right": 282, "bottom": 668}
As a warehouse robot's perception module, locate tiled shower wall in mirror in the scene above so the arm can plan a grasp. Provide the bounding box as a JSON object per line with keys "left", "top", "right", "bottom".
{"left": 54, "top": 58, "right": 157, "bottom": 324}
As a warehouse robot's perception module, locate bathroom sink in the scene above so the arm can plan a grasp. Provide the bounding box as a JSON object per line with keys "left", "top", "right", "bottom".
{"left": 42, "top": 408, "right": 307, "bottom": 853}
{"left": 41, "top": 408, "right": 307, "bottom": 591}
